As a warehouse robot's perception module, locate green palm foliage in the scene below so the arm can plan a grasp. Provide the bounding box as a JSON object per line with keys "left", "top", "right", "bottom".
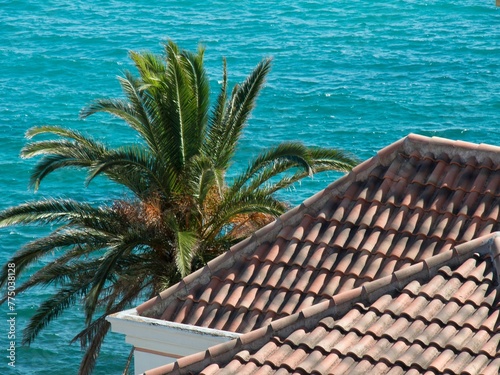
{"left": 0, "top": 40, "right": 358, "bottom": 374}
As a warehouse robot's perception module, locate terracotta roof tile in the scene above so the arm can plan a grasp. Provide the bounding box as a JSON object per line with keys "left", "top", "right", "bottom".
{"left": 136, "top": 135, "right": 500, "bottom": 374}
{"left": 147, "top": 232, "right": 500, "bottom": 375}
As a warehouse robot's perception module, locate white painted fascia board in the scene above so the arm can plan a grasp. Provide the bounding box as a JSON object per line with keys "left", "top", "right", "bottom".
{"left": 106, "top": 309, "right": 240, "bottom": 357}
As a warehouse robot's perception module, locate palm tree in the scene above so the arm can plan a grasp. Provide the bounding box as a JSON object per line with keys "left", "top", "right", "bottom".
{"left": 0, "top": 41, "right": 358, "bottom": 374}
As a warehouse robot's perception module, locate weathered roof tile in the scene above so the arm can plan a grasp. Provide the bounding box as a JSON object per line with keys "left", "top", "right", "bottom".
{"left": 138, "top": 135, "right": 500, "bottom": 375}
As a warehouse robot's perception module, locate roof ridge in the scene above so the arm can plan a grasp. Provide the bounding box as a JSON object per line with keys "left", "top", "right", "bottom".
{"left": 143, "top": 232, "right": 500, "bottom": 375}
{"left": 404, "top": 133, "right": 500, "bottom": 164}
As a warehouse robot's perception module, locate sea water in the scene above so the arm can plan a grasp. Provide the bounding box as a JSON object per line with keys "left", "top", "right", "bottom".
{"left": 0, "top": 1, "right": 498, "bottom": 373}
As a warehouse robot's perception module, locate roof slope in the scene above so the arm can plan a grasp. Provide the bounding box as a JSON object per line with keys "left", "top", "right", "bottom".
{"left": 145, "top": 233, "right": 500, "bottom": 375}
{"left": 137, "top": 134, "right": 500, "bottom": 334}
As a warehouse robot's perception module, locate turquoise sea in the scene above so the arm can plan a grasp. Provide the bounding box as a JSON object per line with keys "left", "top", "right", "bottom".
{"left": 1, "top": 1, "right": 499, "bottom": 374}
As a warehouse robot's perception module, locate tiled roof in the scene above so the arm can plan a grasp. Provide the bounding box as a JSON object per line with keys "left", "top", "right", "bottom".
{"left": 144, "top": 233, "right": 500, "bottom": 375}
{"left": 137, "top": 134, "right": 500, "bottom": 335}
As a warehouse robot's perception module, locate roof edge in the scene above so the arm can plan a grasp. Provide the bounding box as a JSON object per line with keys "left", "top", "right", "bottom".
{"left": 404, "top": 133, "right": 500, "bottom": 164}
{"left": 107, "top": 308, "right": 240, "bottom": 340}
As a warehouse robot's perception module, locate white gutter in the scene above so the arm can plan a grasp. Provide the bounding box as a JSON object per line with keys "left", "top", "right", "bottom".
{"left": 107, "top": 309, "right": 240, "bottom": 374}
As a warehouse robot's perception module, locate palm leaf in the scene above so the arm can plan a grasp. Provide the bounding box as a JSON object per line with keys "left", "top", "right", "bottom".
{"left": 22, "top": 279, "right": 91, "bottom": 345}
{"left": 212, "top": 58, "right": 272, "bottom": 169}
{"left": 178, "top": 44, "right": 210, "bottom": 157}
{"left": 203, "top": 191, "right": 285, "bottom": 242}
{"left": 24, "top": 125, "right": 106, "bottom": 148}
{"left": 77, "top": 318, "right": 111, "bottom": 375}
{"left": 84, "top": 239, "right": 139, "bottom": 325}
{"left": 229, "top": 142, "right": 312, "bottom": 193}
{"left": 0, "top": 228, "right": 111, "bottom": 289}
{"left": 22, "top": 126, "right": 109, "bottom": 190}
{"left": 204, "top": 58, "right": 228, "bottom": 175}
{"left": 0, "top": 199, "right": 104, "bottom": 227}
{"left": 175, "top": 230, "right": 198, "bottom": 277}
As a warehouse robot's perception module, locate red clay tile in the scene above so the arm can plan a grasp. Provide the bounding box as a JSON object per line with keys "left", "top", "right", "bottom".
{"left": 307, "top": 269, "right": 328, "bottom": 296}
{"left": 295, "top": 349, "right": 326, "bottom": 374}
{"left": 336, "top": 275, "right": 357, "bottom": 293}
{"left": 481, "top": 357, "right": 500, "bottom": 375}
{"left": 457, "top": 297, "right": 493, "bottom": 324}
{"left": 449, "top": 304, "right": 478, "bottom": 326}
{"left": 360, "top": 254, "right": 384, "bottom": 280}
{"left": 199, "top": 363, "right": 222, "bottom": 375}
{"left": 198, "top": 304, "right": 219, "bottom": 328}
{"left": 347, "top": 251, "right": 371, "bottom": 277}
{"left": 427, "top": 159, "right": 449, "bottom": 186}
{"left": 398, "top": 342, "right": 426, "bottom": 367}
{"left": 261, "top": 238, "right": 285, "bottom": 263}
{"left": 366, "top": 313, "right": 396, "bottom": 338}
{"left": 319, "top": 274, "right": 343, "bottom": 296}
{"left": 327, "top": 356, "right": 360, "bottom": 374}
{"left": 412, "top": 345, "right": 441, "bottom": 369}
{"left": 314, "top": 329, "right": 346, "bottom": 353}
{"left": 478, "top": 308, "right": 499, "bottom": 332}
{"left": 381, "top": 340, "right": 412, "bottom": 364}
{"left": 330, "top": 225, "right": 353, "bottom": 249}
{"left": 136, "top": 136, "right": 500, "bottom": 375}
{"left": 470, "top": 166, "right": 492, "bottom": 192}
{"left": 413, "top": 321, "right": 443, "bottom": 347}
{"left": 295, "top": 294, "right": 318, "bottom": 314}
{"left": 175, "top": 297, "right": 196, "bottom": 323}
{"left": 433, "top": 300, "right": 461, "bottom": 324}
{"left": 273, "top": 345, "right": 308, "bottom": 369}
{"left": 332, "top": 307, "right": 365, "bottom": 332}
{"left": 428, "top": 348, "right": 456, "bottom": 372}
{"left": 484, "top": 174, "right": 500, "bottom": 195}
{"left": 462, "top": 353, "right": 490, "bottom": 375}
{"left": 275, "top": 266, "right": 298, "bottom": 290}
{"left": 465, "top": 330, "right": 496, "bottom": 355}
{"left": 232, "top": 361, "right": 258, "bottom": 375}
{"left": 279, "top": 293, "right": 301, "bottom": 316}
{"left": 399, "top": 294, "right": 429, "bottom": 319}
{"left": 445, "top": 351, "right": 475, "bottom": 374}
{"left": 359, "top": 228, "right": 383, "bottom": 252}
{"left": 376, "top": 258, "right": 399, "bottom": 278}
{"left": 349, "top": 334, "right": 377, "bottom": 358}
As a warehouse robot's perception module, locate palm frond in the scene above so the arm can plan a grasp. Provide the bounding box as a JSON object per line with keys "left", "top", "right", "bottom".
{"left": 307, "top": 147, "right": 359, "bottom": 172}
{"left": 0, "top": 40, "right": 360, "bottom": 375}
{"left": 73, "top": 277, "right": 149, "bottom": 375}
{"left": 24, "top": 126, "right": 106, "bottom": 148}
{"left": 84, "top": 239, "right": 139, "bottom": 325}
{"left": 22, "top": 126, "right": 110, "bottom": 190}
{"left": 129, "top": 50, "right": 167, "bottom": 85}
{"left": 6, "top": 259, "right": 106, "bottom": 305}
{"left": 184, "top": 155, "right": 217, "bottom": 206}
{"left": 178, "top": 43, "right": 210, "bottom": 156}
{"left": 0, "top": 199, "right": 104, "bottom": 227}
{"left": 211, "top": 58, "right": 272, "bottom": 169}
{"left": 203, "top": 191, "right": 286, "bottom": 242}
{"left": 229, "top": 142, "right": 313, "bottom": 193}
{"left": 83, "top": 145, "right": 158, "bottom": 186}
{"left": 22, "top": 280, "right": 91, "bottom": 345}
{"left": 77, "top": 318, "right": 111, "bottom": 375}
{"left": 175, "top": 230, "right": 198, "bottom": 277}
{"left": 159, "top": 41, "right": 200, "bottom": 171}
{"left": 0, "top": 228, "right": 111, "bottom": 289}
{"left": 204, "top": 58, "right": 228, "bottom": 175}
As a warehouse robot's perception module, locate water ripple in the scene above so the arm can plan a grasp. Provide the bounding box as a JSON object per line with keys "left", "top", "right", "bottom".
{"left": 0, "top": 1, "right": 499, "bottom": 373}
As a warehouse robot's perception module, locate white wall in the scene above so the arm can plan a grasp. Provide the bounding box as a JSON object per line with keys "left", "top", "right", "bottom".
{"left": 107, "top": 309, "right": 240, "bottom": 375}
